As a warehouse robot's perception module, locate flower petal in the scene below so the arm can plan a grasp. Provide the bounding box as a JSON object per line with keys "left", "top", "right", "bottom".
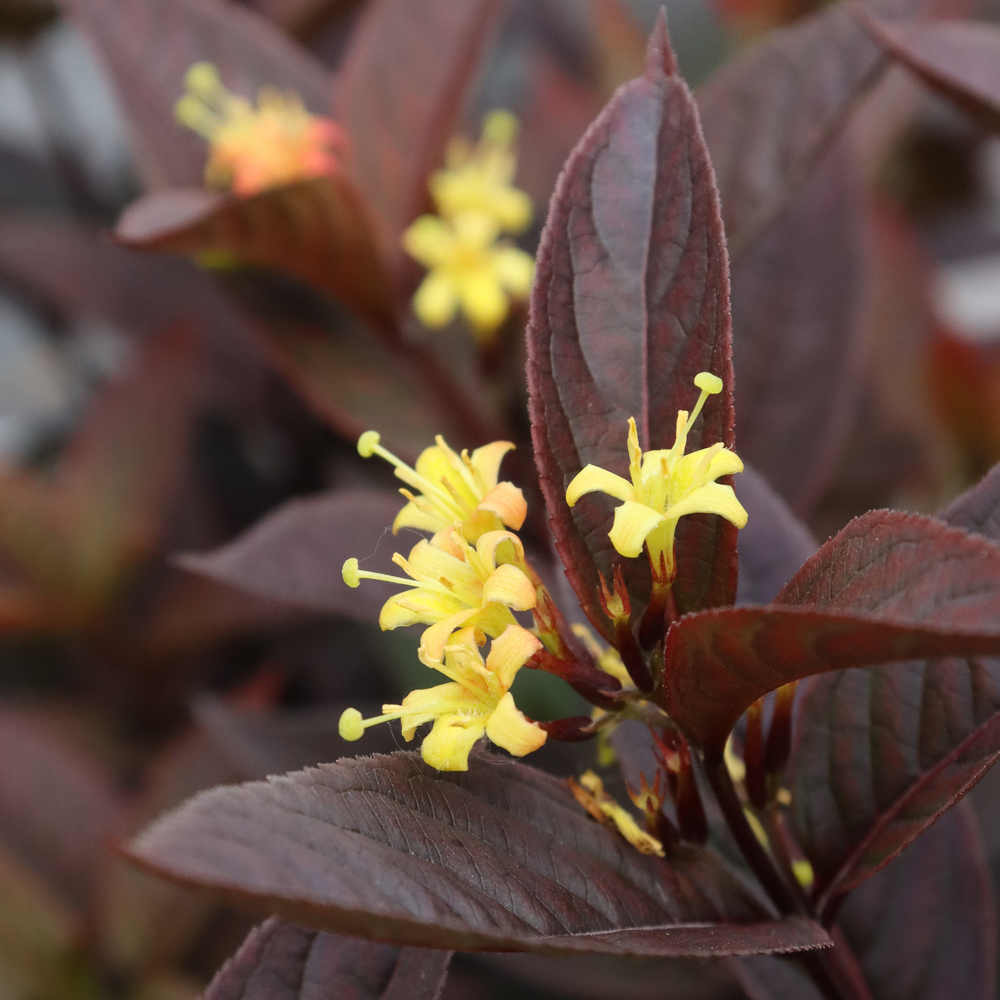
{"left": 477, "top": 481, "right": 527, "bottom": 531}
{"left": 566, "top": 465, "right": 635, "bottom": 506}
{"left": 421, "top": 715, "right": 486, "bottom": 771}
{"left": 392, "top": 499, "right": 445, "bottom": 535}
{"left": 403, "top": 215, "right": 453, "bottom": 267}
{"left": 395, "top": 682, "right": 470, "bottom": 739}
{"left": 487, "top": 624, "right": 542, "bottom": 689}
{"left": 469, "top": 441, "right": 515, "bottom": 490}
{"left": 485, "top": 692, "right": 547, "bottom": 758}
{"left": 476, "top": 529, "right": 525, "bottom": 570}
{"left": 608, "top": 501, "right": 667, "bottom": 559}
{"left": 413, "top": 270, "right": 459, "bottom": 328}
{"left": 418, "top": 607, "right": 480, "bottom": 662}
{"left": 459, "top": 268, "right": 508, "bottom": 333}
{"left": 492, "top": 246, "right": 534, "bottom": 297}
{"left": 668, "top": 482, "right": 748, "bottom": 528}
{"left": 481, "top": 563, "right": 536, "bottom": 611}
{"left": 379, "top": 589, "right": 465, "bottom": 630}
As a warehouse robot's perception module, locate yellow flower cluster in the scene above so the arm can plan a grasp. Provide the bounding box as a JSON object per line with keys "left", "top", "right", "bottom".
{"left": 340, "top": 431, "right": 543, "bottom": 771}
{"left": 403, "top": 111, "right": 535, "bottom": 342}
{"left": 175, "top": 62, "right": 345, "bottom": 196}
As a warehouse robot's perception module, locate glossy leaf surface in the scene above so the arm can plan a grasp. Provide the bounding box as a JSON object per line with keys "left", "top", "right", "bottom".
{"left": 177, "top": 490, "right": 405, "bottom": 621}
{"left": 205, "top": 917, "right": 451, "bottom": 1000}
{"left": 789, "top": 465, "right": 1000, "bottom": 907}
{"left": 527, "top": 17, "right": 736, "bottom": 638}
{"left": 116, "top": 179, "right": 396, "bottom": 331}
{"left": 733, "top": 803, "right": 995, "bottom": 1000}
{"left": 62, "top": 0, "right": 332, "bottom": 190}
{"left": 128, "top": 752, "right": 831, "bottom": 958}
{"left": 663, "top": 509, "right": 1000, "bottom": 756}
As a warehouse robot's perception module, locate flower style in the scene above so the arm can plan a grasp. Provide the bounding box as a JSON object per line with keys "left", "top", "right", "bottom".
{"left": 429, "top": 110, "right": 532, "bottom": 234}
{"left": 356, "top": 430, "right": 526, "bottom": 544}
{"left": 566, "top": 372, "right": 747, "bottom": 584}
{"left": 403, "top": 211, "right": 534, "bottom": 340}
{"left": 175, "top": 62, "right": 345, "bottom": 196}
{"left": 342, "top": 529, "right": 536, "bottom": 661}
{"left": 339, "top": 624, "right": 546, "bottom": 771}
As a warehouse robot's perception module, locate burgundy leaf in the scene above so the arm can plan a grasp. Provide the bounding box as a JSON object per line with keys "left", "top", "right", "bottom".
{"left": 127, "top": 752, "right": 831, "bottom": 957}
{"left": 735, "top": 466, "right": 817, "bottom": 606}
{"left": 864, "top": 18, "right": 1000, "bottom": 131}
{"left": 332, "top": 0, "right": 507, "bottom": 262}
{"left": 115, "top": 178, "right": 396, "bottom": 332}
{"left": 697, "top": 0, "right": 933, "bottom": 259}
{"left": 62, "top": 0, "right": 332, "bottom": 190}
{"left": 527, "top": 15, "right": 736, "bottom": 638}
{"left": 730, "top": 141, "right": 866, "bottom": 516}
{"left": 787, "top": 466, "right": 1000, "bottom": 908}
{"left": 732, "top": 803, "right": 995, "bottom": 1000}
{"left": 663, "top": 509, "right": 1000, "bottom": 757}
{"left": 204, "top": 916, "right": 451, "bottom": 1000}
{"left": 176, "top": 490, "right": 407, "bottom": 622}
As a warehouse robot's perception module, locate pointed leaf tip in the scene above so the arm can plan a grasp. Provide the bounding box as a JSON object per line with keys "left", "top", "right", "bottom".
{"left": 646, "top": 8, "right": 678, "bottom": 79}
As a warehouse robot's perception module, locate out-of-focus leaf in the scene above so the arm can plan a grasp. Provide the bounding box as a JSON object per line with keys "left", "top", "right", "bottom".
{"left": 127, "top": 752, "right": 831, "bottom": 957}
{"left": 116, "top": 178, "right": 396, "bottom": 332}
{"left": 176, "top": 490, "right": 404, "bottom": 621}
{"left": 0, "top": 707, "right": 118, "bottom": 912}
{"left": 527, "top": 16, "right": 736, "bottom": 639}
{"left": 61, "top": 0, "right": 332, "bottom": 189}
{"left": 697, "top": 0, "right": 931, "bottom": 258}
{"left": 788, "top": 466, "right": 1000, "bottom": 911}
{"left": 730, "top": 141, "right": 866, "bottom": 515}
{"left": 332, "top": 0, "right": 508, "bottom": 260}
{"left": 663, "top": 509, "right": 1000, "bottom": 757}
{"left": 134, "top": 571, "right": 307, "bottom": 658}
{"left": 733, "top": 803, "right": 995, "bottom": 1000}
{"left": 203, "top": 916, "right": 451, "bottom": 1000}
{"left": 735, "top": 466, "right": 816, "bottom": 606}
{"left": 0, "top": 323, "right": 198, "bottom": 605}
{"left": 865, "top": 18, "right": 1000, "bottom": 130}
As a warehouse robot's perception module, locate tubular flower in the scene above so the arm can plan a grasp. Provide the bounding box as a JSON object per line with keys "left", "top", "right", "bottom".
{"left": 403, "top": 211, "right": 534, "bottom": 340}
{"left": 565, "top": 372, "right": 747, "bottom": 584}
{"left": 429, "top": 110, "right": 532, "bottom": 234}
{"left": 569, "top": 771, "right": 664, "bottom": 856}
{"left": 175, "top": 62, "right": 345, "bottom": 196}
{"left": 356, "top": 430, "right": 526, "bottom": 544}
{"left": 339, "top": 624, "right": 546, "bottom": 771}
{"left": 342, "top": 530, "right": 536, "bottom": 662}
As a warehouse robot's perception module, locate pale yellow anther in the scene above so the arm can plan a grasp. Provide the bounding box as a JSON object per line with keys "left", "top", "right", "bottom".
{"left": 339, "top": 708, "right": 365, "bottom": 741}
{"left": 358, "top": 430, "right": 381, "bottom": 458}
{"left": 694, "top": 371, "right": 723, "bottom": 394}
{"left": 342, "top": 558, "right": 360, "bottom": 588}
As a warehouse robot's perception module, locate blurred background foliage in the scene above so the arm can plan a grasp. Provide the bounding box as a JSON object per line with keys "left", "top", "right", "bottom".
{"left": 0, "top": 0, "right": 999, "bottom": 996}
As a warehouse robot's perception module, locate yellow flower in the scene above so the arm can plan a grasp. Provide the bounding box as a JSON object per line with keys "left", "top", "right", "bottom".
{"left": 342, "top": 529, "right": 536, "bottom": 661}
{"left": 566, "top": 373, "right": 747, "bottom": 584}
{"left": 339, "top": 624, "right": 546, "bottom": 771}
{"left": 175, "top": 62, "right": 345, "bottom": 196}
{"left": 356, "top": 430, "right": 526, "bottom": 544}
{"left": 403, "top": 211, "right": 534, "bottom": 340}
{"left": 429, "top": 110, "right": 532, "bottom": 234}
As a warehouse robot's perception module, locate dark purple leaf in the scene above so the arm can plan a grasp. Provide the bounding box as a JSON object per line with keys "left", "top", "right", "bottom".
{"left": 204, "top": 916, "right": 451, "bottom": 1000}
{"left": 733, "top": 803, "right": 995, "bottom": 1000}
{"left": 62, "top": 0, "right": 332, "bottom": 190}
{"left": 865, "top": 18, "right": 1000, "bottom": 131}
{"left": 730, "top": 141, "right": 866, "bottom": 515}
{"left": 527, "top": 16, "right": 736, "bottom": 639}
{"left": 332, "top": 0, "right": 508, "bottom": 261}
{"left": 663, "top": 509, "right": 1000, "bottom": 757}
{"left": 176, "top": 490, "right": 407, "bottom": 622}
{"left": 115, "top": 178, "right": 396, "bottom": 331}
{"left": 697, "top": 0, "right": 933, "bottom": 259}
{"left": 787, "top": 466, "right": 1000, "bottom": 908}
{"left": 735, "top": 466, "right": 817, "bottom": 606}
{"left": 127, "top": 752, "right": 831, "bottom": 957}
